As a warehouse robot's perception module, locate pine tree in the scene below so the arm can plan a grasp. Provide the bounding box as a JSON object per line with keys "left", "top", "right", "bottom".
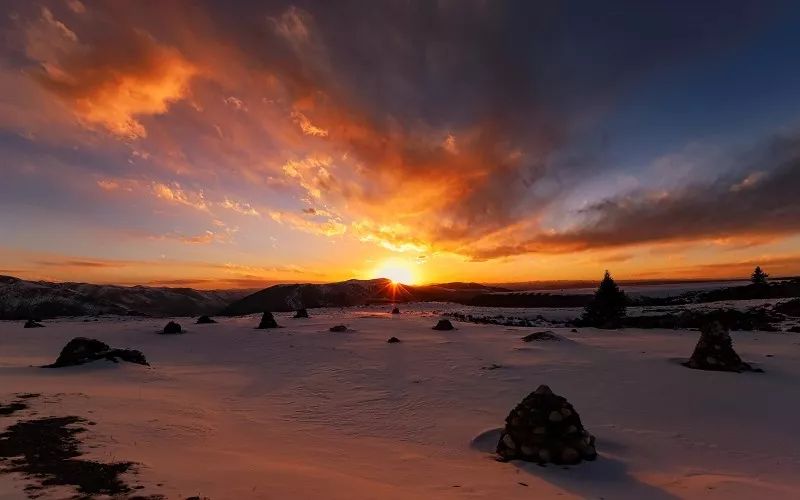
{"left": 581, "top": 270, "right": 627, "bottom": 328}
{"left": 750, "top": 266, "right": 768, "bottom": 285}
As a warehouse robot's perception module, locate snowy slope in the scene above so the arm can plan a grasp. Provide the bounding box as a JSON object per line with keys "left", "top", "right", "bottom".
{"left": 0, "top": 275, "right": 250, "bottom": 319}
{"left": 0, "top": 308, "right": 797, "bottom": 499}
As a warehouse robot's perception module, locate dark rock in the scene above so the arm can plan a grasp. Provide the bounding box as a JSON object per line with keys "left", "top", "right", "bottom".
{"left": 570, "top": 329, "right": 578, "bottom": 333}
{"left": 432, "top": 319, "right": 455, "bottom": 331}
{"left": 293, "top": 308, "right": 309, "bottom": 318}
{"left": 521, "top": 331, "right": 560, "bottom": 342}
{"left": 775, "top": 298, "right": 800, "bottom": 317}
{"left": 196, "top": 315, "right": 217, "bottom": 324}
{"left": 788, "top": 325, "right": 800, "bottom": 333}
{"left": 329, "top": 325, "right": 348, "bottom": 332}
{"left": 161, "top": 321, "right": 183, "bottom": 334}
{"left": 391, "top": 307, "right": 400, "bottom": 314}
{"left": 257, "top": 312, "right": 279, "bottom": 329}
{"left": 45, "top": 337, "right": 149, "bottom": 367}
{"left": 387, "top": 336, "right": 401, "bottom": 343}
{"left": 682, "top": 321, "right": 760, "bottom": 372}
{"left": 23, "top": 319, "right": 44, "bottom": 328}
{"left": 497, "top": 385, "right": 597, "bottom": 464}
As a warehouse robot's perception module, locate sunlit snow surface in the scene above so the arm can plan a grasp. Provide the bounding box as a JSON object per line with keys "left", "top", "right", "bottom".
{"left": 1, "top": 307, "right": 798, "bottom": 499}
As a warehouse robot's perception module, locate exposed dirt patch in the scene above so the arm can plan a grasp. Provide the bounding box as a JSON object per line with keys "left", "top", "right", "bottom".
{"left": 0, "top": 396, "right": 163, "bottom": 499}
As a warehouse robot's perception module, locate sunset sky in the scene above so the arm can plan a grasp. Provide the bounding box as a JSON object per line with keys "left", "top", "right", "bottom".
{"left": 2, "top": 1, "right": 800, "bottom": 288}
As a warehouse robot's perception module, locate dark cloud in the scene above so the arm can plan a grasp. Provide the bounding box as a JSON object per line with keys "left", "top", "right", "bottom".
{"left": 469, "top": 134, "right": 800, "bottom": 259}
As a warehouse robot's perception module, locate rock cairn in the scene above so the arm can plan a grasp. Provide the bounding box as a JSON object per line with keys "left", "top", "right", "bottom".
{"left": 496, "top": 385, "right": 597, "bottom": 465}
{"left": 432, "top": 319, "right": 455, "bottom": 331}
{"left": 257, "top": 312, "right": 279, "bottom": 329}
{"left": 46, "top": 337, "right": 148, "bottom": 367}
{"left": 683, "top": 321, "right": 758, "bottom": 372}
{"left": 161, "top": 321, "right": 183, "bottom": 334}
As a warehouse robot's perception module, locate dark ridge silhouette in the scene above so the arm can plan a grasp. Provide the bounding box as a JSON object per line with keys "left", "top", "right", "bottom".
{"left": 635, "top": 278, "right": 800, "bottom": 306}
{"left": 619, "top": 307, "right": 781, "bottom": 331}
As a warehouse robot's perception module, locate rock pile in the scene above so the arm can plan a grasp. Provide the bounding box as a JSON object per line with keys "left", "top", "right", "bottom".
{"left": 45, "top": 337, "right": 148, "bottom": 367}
{"left": 161, "top": 321, "right": 183, "bottom": 334}
{"left": 329, "top": 325, "right": 348, "bottom": 332}
{"left": 23, "top": 320, "right": 44, "bottom": 328}
{"left": 496, "top": 385, "right": 597, "bottom": 465}
{"left": 391, "top": 307, "right": 400, "bottom": 314}
{"left": 522, "top": 331, "right": 560, "bottom": 342}
{"left": 196, "top": 315, "right": 216, "bottom": 324}
{"left": 293, "top": 308, "right": 309, "bottom": 318}
{"left": 432, "top": 319, "right": 455, "bottom": 331}
{"left": 257, "top": 312, "right": 279, "bottom": 329}
{"left": 683, "top": 321, "right": 758, "bottom": 372}
{"left": 387, "top": 336, "right": 401, "bottom": 343}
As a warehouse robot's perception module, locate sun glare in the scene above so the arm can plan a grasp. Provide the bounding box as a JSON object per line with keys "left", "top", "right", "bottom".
{"left": 373, "top": 258, "right": 418, "bottom": 285}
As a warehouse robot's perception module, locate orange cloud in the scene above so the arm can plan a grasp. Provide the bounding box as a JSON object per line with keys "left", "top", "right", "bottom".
{"left": 25, "top": 8, "right": 195, "bottom": 139}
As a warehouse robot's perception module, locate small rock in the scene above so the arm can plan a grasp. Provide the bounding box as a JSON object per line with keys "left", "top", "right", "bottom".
{"left": 257, "top": 312, "right": 279, "bottom": 329}
{"left": 293, "top": 308, "right": 309, "bottom": 318}
{"left": 433, "top": 319, "right": 455, "bottom": 331}
{"left": 387, "top": 336, "right": 401, "bottom": 343}
{"left": 162, "top": 321, "right": 183, "bottom": 334}
{"left": 521, "top": 331, "right": 559, "bottom": 342}
{"left": 23, "top": 319, "right": 44, "bottom": 328}
{"left": 329, "top": 325, "right": 348, "bottom": 332}
{"left": 196, "top": 315, "right": 216, "bottom": 324}
{"left": 391, "top": 307, "right": 400, "bottom": 314}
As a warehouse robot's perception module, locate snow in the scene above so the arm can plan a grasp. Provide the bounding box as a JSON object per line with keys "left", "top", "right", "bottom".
{"left": 1, "top": 309, "right": 799, "bottom": 499}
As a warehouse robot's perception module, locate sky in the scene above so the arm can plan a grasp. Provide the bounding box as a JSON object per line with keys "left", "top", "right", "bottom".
{"left": 2, "top": 0, "right": 800, "bottom": 288}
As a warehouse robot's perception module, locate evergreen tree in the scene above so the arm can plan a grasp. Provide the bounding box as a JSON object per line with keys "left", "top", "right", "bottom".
{"left": 750, "top": 266, "right": 768, "bottom": 285}
{"left": 581, "top": 270, "right": 627, "bottom": 328}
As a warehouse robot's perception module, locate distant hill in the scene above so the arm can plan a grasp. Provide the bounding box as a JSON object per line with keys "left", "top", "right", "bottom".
{"left": 219, "top": 279, "right": 511, "bottom": 315}
{"left": 0, "top": 275, "right": 250, "bottom": 320}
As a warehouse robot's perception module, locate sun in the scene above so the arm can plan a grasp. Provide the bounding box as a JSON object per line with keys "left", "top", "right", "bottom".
{"left": 373, "top": 258, "right": 419, "bottom": 285}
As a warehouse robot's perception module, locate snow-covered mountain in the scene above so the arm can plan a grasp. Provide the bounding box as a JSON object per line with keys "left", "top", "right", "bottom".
{"left": 220, "top": 278, "right": 510, "bottom": 315}
{"left": 0, "top": 275, "right": 250, "bottom": 319}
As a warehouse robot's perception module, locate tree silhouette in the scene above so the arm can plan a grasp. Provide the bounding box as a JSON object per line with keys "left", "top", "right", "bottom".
{"left": 581, "top": 270, "right": 627, "bottom": 328}
{"left": 750, "top": 266, "right": 768, "bottom": 285}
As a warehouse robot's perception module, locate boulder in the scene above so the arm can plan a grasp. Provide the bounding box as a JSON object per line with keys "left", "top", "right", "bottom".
{"left": 161, "top": 321, "right": 183, "bottom": 334}
{"left": 23, "top": 320, "right": 44, "bottom": 328}
{"left": 432, "top": 319, "right": 455, "bottom": 331}
{"left": 329, "top": 325, "right": 348, "bottom": 332}
{"left": 196, "top": 315, "right": 217, "bottom": 324}
{"left": 45, "top": 337, "right": 148, "bottom": 368}
{"left": 387, "top": 336, "right": 401, "bottom": 343}
{"left": 683, "top": 321, "right": 759, "bottom": 372}
{"left": 522, "top": 331, "right": 560, "bottom": 342}
{"left": 497, "top": 385, "right": 597, "bottom": 465}
{"left": 257, "top": 312, "right": 279, "bottom": 329}
{"left": 391, "top": 307, "right": 400, "bottom": 314}
{"left": 293, "top": 308, "right": 309, "bottom": 318}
